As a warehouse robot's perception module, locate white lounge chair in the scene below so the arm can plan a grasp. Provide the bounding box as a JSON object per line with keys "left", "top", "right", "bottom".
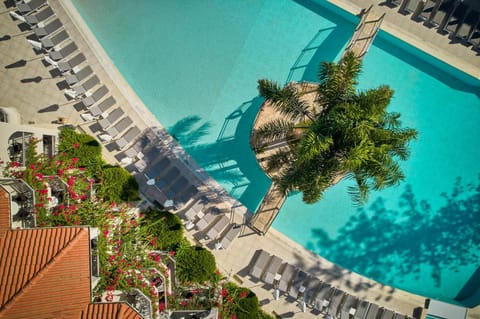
{"left": 65, "top": 75, "right": 100, "bottom": 98}
{"left": 263, "top": 255, "right": 283, "bottom": 284}
{"left": 33, "top": 18, "right": 63, "bottom": 38}
{"left": 49, "top": 41, "right": 78, "bottom": 61}
{"left": 105, "top": 116, "right": 133, "bottom": 139}
{"left": 25, "top": 6, "right": 54, "bottom": 26}
{"left": 65, "top": 65, "right": 93, "bottom": 86}
{"left": 353, "top": 300, "right": 370, "bottom": 319}
{"left": 83, "top": 85, "right": 109, "bottom": 108}
{"left": 99, "top": 108, "right": 124, "bottom": 129}
{"left": 195, "top": 212, "right": 218, "bottom": 232}
{"left": 249, "top": 250, "right": 271, "bottom": 280}
{"left": 17, "top": 0, "right": 47, "bottom": 14}
{"left": 304, "top": 277, "right": 323, "bottom": 306}
{"left": 114, "top": 126, "right": 141, "bottom": 150}
{"left": 288, "top": 269, "right": 308, "bottom": 300}
{"left": 217, "top": 224, "right": 241, "bottom": 250}
{"left": 328, "top": 289, "right": 346, "bottom": 318}
{"left": 41, "top": 30, "right": 69, "bottom": 50}
{"left": 278, "top": 263, "right": 296, "bottom": 292}
{"left": 205, "top": 215, "right": 229, "bottom": 240}
{"left": 313, "top": 283, "right": 333, "bottom": 312}
{"left": 340, "top": 294, "right": 359, "bottom": 319}
{"left": 58, "top": 53, "right": 86, "bottom": 73}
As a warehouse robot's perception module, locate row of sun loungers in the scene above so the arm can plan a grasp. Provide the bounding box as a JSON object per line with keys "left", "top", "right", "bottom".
{"left": 248, "top": 250, "right": 414, "bottom": 319}
{"left": 388, "top": 0, "right": 480, "bottom": 50}
{"left": 10, "top": 0, "right": 144, "bottom": 152}
{"left": 179, "top": 197, "right": 242, "bottom": 250}
{"left": 12, "top": 2, "right": 207, "bottom": 215}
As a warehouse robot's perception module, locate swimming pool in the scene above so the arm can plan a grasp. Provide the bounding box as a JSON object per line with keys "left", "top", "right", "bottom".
{"left": 72, "top": 0, "right": 480, "bottom": 305}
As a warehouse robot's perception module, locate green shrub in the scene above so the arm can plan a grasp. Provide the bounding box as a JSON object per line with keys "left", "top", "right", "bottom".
{"left": 58, "top": 127, "right": 104, "bottom": 175}
{"left": 224, "top": 282, "right": 260, "bottom": 319}
{"left": 97, "top": 165, "right": 139, "bottom": 202}
{"left": 141, "top": 209, "right": 183, "bottom": 250}
{"left": 176, "top": 241, "right": 216, "bottom": 284}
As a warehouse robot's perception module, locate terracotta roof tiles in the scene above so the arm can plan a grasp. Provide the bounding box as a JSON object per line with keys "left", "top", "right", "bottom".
{"left": 80, "top": 303, "right": 143, "bottom": 319}
{"left": 0, "top": 227, "right": 91, "bottom": 319}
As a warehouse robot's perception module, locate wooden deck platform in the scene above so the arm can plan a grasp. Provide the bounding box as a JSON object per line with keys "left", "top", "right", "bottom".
{"left": 342, "top": 5, "right": 385, "bottom": 59}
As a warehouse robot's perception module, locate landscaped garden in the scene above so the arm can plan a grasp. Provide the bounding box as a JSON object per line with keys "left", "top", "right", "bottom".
{"left": 3, "top": 127, "right": 273, "bottom": 319}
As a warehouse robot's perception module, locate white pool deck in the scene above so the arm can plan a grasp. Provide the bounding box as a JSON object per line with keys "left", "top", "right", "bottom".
{"left": 0, "top": 0, "right": 479, "bottom": 318}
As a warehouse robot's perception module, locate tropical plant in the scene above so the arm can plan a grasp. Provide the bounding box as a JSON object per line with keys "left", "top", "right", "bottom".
{"left": 255, "top": 51, "right": 417, "bottom": 204}
{"left": 175, "top": 240, "right": 216, "bottom": 284}
{"left": 97, "top": 165, "right": 139, "bottom": 202}
{"left": 140, "top": 209, "right": 184, "bottom": 251}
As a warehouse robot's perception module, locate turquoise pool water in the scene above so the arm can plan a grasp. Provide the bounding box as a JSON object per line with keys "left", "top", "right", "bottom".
{"left": 72, "top": 0, "right": 480, "bottom": 305}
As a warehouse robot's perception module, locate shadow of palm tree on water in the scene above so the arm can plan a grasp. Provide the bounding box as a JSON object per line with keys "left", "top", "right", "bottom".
{"left": 167, "top": 96, "right": 271, "bottom": 211}
{"left": 308, "top": 175, "right": 480, "bottom": 305}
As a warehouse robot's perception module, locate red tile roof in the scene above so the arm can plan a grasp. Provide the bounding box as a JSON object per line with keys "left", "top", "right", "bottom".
{"left": 0, "top": 184, "right": 142, "bottom": 319}
{"left": 0, "top": 227, "right": 91, "bottom": 319}
{"left": 80, "top": 303, "right": 143, "bottom": 319}
{"left": 0, "top": 188, "right": 10, "bottom": 239}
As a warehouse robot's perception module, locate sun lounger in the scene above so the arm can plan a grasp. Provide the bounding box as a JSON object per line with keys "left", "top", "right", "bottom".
{"left": 66, "top": 75, "right": 100, "bottom": 98}
{"left": 25, "top": 6, "right": 54, "bottom": 26}
{"left": 195, "top": 211, "right": 219, "bottom": 232}
{"left": 354, "top": 300, "right": 371, "bottom": 319}
{"left": 185, "top": 200, "right": 206, "bottom": 221}
{"left": 418, "top": 0, "right": 437, "bottom": 21}
{"left": 454, "top": 9, "right": 478, "bottom": 41}
{"left": 99, "top": 108, "right": 124, "bottom": 129}
{"left": 49, "top": 41, "right": 78, "bottom": 61}
{"left": 33, "top": 18, "right": 62, "bottom": 38}
{"left": 88, "top": 96, "right": 115, "bottom": 117}
{"left": 41, "top": 29, "right": 69, "bottom": 50}
{"left": 365, "top": 303, "right": 379, "bottom": 319}
{"left": 65, "top": 65, "right": 93, "bottom": 86}
{"left": 405, "top": 0, "right": 424, "bottom": 18}
{"left": 249, "top": 250, "right": 271, "bottom": 280}
{"left": 83, "top": 85, "right": 109, "bottom": 107}
{"left": 427, "top": 0, "right": 454, "bottom": 28}
{"left": 164, "top": 176, "right": 188, "bottom": 198}
{"left": 218, "top": 224, "right": 241, "bottom": 249}
{"left": 313, "top": 283, "right": 333, "bottom": 312}
{"left": 278, "top": 263, "right": 296, "bottom": 292}
{"left": 114, "top": 126, "right": 141, "bottom": 150}
{"left": 155, "top": 167, "right": 180, "bottom": 190}
{"left": 17, "top": 0, "right": 47, "bottom": 14}
{"left": 328, "top": 289, "right": 346, "bottom": 317}
{"left": 175, "top": 185, "right": 199, "bottom": 206}
{"left": 288, "top": 269, "right": 308, "bottom": 299}
{"left": 58, "top": 53, "right": 86, "bottom": 73}
{"left": 105, "top": 116, "right": 133, "bottom": 139}
{"left": 394, "top": 313, "right": 405, "bottom": 319}
{"left": 468, "top": 26, "right": 480, "bottom": 48}
{"left": 382, "top": 309, "right": 395, "bottom": 319}
{"left": 263, "top": 255, "right": 283, "bottom": 284}
{"left": 304, "top": 277, "right": 322, "bottom": 306}
{"left": 145, "top": 157, "right": 171, "bottom": 179}
{"left": 206, "top": 214, "right": 229, "bottom": 240}
{"left": 443, "top": 2, "right": 469, "bottom": 34}
{"left": 340, "top": 294, "right": 359, "bottom": 319}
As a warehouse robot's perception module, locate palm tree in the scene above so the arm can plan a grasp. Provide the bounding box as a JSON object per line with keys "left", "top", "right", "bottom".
{"left": 254, "top": 51, "right": 418, "bottom": 204}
